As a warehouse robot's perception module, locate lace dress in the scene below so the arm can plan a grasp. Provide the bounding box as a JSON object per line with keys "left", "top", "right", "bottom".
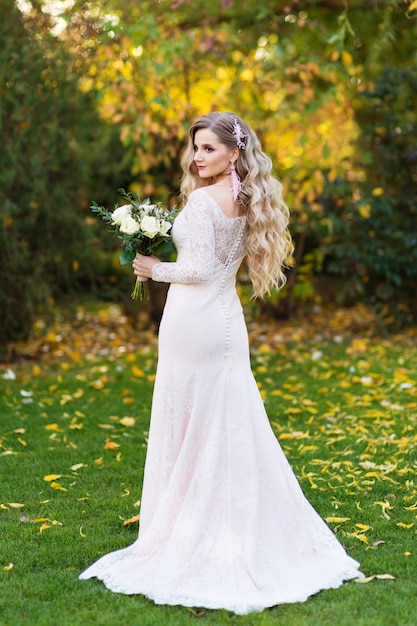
{"left": 79, "top": 188, "right": 363, "bottom": 614}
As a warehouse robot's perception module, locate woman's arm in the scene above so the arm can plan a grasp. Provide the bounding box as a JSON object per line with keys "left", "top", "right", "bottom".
{"left": 134, "top": 191, "right": 216, "bottom": 285}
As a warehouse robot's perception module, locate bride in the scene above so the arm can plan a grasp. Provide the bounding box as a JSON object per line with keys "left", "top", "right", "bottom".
{"left": 79, "top": 112, "right": 363, "bottom": 614}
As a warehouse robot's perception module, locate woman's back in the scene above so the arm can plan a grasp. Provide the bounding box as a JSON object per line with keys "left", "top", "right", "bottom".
{"left": 153, "top": 188, "right": 247, "bottom": 288}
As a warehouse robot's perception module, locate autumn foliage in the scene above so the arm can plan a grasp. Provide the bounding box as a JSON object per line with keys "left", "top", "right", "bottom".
{"left": 1, "top": 0, "right": 417, "bottom": 343}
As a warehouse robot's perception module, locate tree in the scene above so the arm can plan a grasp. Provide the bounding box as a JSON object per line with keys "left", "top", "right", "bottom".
{"left": 6, "top": 0, "right": 416, "bottom": 336}
{"left": 321, "top": 65, "right": 417, "bottom": 323}
{"left": 0, "top": 0, "right": 127, "bottom": 345}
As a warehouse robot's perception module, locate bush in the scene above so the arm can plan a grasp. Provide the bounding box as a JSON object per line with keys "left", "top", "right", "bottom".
{"left": 320, "top": 67, "right": 417, "bottom": 324}
{"left": 0, "top": 2, "right": 127, "bottom": 345}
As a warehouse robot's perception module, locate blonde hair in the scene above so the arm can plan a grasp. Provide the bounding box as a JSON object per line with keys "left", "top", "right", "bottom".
{"left": 180, "top": 112, "right": 294, "bottom": 299}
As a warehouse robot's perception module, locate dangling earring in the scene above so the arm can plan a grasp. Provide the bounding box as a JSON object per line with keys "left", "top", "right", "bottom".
{"left": 230, "top": 162, "right": 242, "bottom": 202}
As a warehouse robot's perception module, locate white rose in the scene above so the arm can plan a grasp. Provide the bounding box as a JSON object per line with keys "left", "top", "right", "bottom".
{"left": 159, "top": 220, "right": 172, "bottom": 236}
{"left": 111, "top": 204, "right": 132, "bottom": 226}
{"left": 141, "top": 215, "right": 160, "bottom": 238}
{"left": 119, "top": 215, "right": 140, "bottom": 235}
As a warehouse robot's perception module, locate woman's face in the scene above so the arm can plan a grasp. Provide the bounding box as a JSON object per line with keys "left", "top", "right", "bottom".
{"left": 193, "top": 128, "right": 237, "bottom": 180}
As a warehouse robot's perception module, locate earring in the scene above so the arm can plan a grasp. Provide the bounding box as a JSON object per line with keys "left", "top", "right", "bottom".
{"left": 230, "top": 162, "right": 242, "bottom": 202}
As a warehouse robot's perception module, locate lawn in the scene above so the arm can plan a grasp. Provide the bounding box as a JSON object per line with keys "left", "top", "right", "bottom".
{"left": 1, "top": 303, "right": 416, "bottom": 626}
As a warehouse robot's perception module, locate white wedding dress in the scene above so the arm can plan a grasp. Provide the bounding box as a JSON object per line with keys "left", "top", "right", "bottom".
{"left": 79, "top": 188, "right": 363, "bottom": 613}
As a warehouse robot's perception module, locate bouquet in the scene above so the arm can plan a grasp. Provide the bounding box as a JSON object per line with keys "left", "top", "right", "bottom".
{"left": 91, "top": 189, "right": 177, "bottom": 300}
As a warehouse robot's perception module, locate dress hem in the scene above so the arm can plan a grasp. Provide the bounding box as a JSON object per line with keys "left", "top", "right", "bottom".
{"left": 78, "top": 567, "right": 364, "bottom": 615}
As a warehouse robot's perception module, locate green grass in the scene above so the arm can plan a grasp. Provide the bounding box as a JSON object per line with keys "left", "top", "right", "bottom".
{"left": 1, "top": 309, "right": 417, "bottom": 626}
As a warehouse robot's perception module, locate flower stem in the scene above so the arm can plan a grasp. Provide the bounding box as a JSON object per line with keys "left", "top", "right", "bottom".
{"left": 131, "top": 278, "right": 150, "bottom": 301}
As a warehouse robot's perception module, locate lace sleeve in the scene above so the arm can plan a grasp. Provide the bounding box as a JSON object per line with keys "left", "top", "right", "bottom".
{"left": 152, "top": 191, "right": 215, "bottom": 284}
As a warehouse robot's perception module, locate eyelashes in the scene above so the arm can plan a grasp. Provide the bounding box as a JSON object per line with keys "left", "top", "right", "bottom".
{"left": 193, "top": 145, "right": 214, "bottom": 153}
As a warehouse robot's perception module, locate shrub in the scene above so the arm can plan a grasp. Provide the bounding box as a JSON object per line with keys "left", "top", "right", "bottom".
{"left": 320, "top": 67, "right": 417, "bottom": 324}
{"left": 0, "top": 2, "right": 127, "bottom": 344}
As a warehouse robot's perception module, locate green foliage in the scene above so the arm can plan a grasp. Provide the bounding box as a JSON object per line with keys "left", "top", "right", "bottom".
{"left": 320, "top": 66, "right": 417, "bottom": 324}
{"left": 0, "top": 2, "right": 128, "bottom": 344}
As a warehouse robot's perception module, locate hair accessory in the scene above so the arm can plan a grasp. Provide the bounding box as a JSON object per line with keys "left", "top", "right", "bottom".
{"left": 232, "top": 118, "right": 247, "bottom": 150}
{"left": 230, "top": 162, "right": 242, "bottom": 202}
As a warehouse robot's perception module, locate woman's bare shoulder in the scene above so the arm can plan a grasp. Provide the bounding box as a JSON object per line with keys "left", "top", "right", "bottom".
{"left": 200, "top": 184, "right": 241, "bottom": 218}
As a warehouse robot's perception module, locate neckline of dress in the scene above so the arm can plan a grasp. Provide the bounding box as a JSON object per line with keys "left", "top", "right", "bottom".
{"left": 197, "top": 189, "right": 245, "bottom": 222}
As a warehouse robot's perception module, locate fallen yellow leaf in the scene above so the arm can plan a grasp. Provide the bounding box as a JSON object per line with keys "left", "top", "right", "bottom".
{"left": 70, "top": 463, "right": 86, "bottom": 471}
{"left": 43, "top": 474, "right": 62, "bottom": 482}
{"left": 3, "top": 563, "right": 14, "bottom": 571}
{"left": 103, "top": 441, "right": 120, "bottom": 450}
{"left": 186, "top": 608, "right": 206, "bottom": 617}
{"left": 325, "top": 516, "right": 351, "bottom": 524}
{"left": 39, "top": 523, "right": 51, "bottom": 534}
{"left": 122, "top": 514, "right": 140, "bottom": 526}
{"left": 396, "top": 522, "right": 414, "bottom": 529}
{"left": 7, "top": 503, "right": 25, "bottom": 508}
{"left": 91, "top": 379, "right": 105, "bottom": 389}
{"left": 50, "top": 481, "right": 68, "bottom": 492}
{"left": 354, "top": 573, "right": 395, "bottom": 584}
{"left": 60, "top": 393, "right": 75, "bottom": 405}
{"left": 120, "top": 416, "right": 135, "bottom": 427}
{"left": 355, "top": 576, "right": 376, "bottom": 584}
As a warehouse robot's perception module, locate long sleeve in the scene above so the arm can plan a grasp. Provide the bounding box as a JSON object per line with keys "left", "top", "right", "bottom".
{"left": 152, "top": 190, "right": 216, "bottom": 284}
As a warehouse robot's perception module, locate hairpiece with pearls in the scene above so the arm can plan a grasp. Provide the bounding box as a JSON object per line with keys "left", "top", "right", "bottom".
{"left": 232, "top": 118, "right": 247, "bottom": 150}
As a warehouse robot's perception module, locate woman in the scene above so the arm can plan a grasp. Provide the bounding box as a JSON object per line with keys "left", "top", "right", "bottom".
{"left": 80, "top": 112, "right": 363, "bottom": 613}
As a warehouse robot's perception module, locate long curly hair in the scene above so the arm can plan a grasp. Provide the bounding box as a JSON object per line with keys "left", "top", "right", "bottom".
{"left": 180, "top": 112, "right": 294, "bottom": 299}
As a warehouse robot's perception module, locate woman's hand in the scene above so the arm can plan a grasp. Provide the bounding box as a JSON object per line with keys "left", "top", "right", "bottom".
{"left": 132, "top": 253, "right": 160, "bottom": 281}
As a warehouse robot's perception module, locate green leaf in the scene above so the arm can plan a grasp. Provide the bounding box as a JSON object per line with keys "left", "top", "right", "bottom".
{"left": 153, "top": 240, "right": 176, "bottom": 255}
{"left": 119, "top": 250, "right": 136, "bottom": 265}
{"left": 322, "top": 143, "right": 331, "bottom": 159}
